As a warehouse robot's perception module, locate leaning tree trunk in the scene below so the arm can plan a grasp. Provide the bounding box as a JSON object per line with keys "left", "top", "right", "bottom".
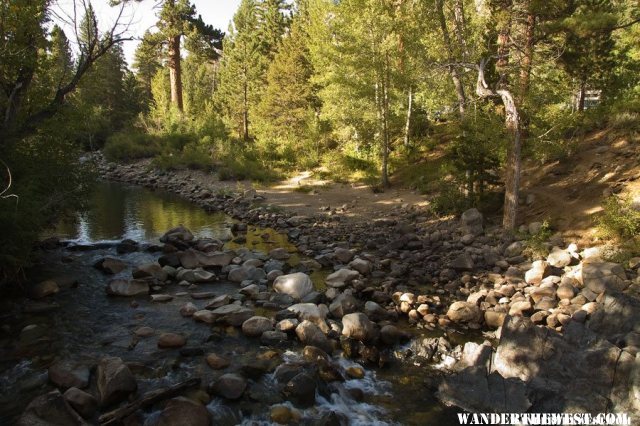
{"left": 168, "top": 34, "right": 183, "bottom": 112}
{"left": 577, "top": 78, "right": 586, "bottom": 112}
{"left": 476, "top": 58, "right": 521, "bottom": 231}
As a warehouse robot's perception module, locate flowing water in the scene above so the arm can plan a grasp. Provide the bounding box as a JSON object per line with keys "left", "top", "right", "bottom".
{"left": 0, "top": 181, "right": 461, "bottom": 425}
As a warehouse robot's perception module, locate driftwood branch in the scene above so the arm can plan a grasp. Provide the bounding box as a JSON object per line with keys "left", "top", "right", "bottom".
{"left": 98, "top": 377, "right": 201, "bottom": 425}
{"left": 0, "top": 158, "right": 19, "bottom": 207}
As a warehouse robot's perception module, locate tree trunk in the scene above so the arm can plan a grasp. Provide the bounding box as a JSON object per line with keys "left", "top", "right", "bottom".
{"left": 242, "top": 65, "right": 249, "bottom": 141}
{"left": 381, "top": 56, "right": 390, "bottom": 188}
{"left": 436, "top": 0, "right": 466, "bottom": 115}
{"left": 168, "top": 34, "right": 183, "bottom": 112}
{"left": 404, "top": 87, "right": 412, "bottom": 147}
{"left": 497, "top": 89, "right": 521, "bottom": 231}
{"left": 577, "top": 78, "right": 586, "bottom": 112}
{"left": 452, "top": 0, "right": 469, "bottom": 60}
{"left": 518, "top": 7, "right": 536, "bottom": 104}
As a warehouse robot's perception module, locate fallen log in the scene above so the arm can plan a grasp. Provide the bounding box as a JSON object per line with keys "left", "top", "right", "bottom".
{"left": 99, "top": 377, "right": 201, "bottom": 425}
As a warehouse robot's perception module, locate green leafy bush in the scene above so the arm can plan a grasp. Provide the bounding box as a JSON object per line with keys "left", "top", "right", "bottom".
{"left": 103, "top": 131, "right": 162, "bottom": 162}
{"left": 597, "top": 196, "right": 640, "bottom": 240}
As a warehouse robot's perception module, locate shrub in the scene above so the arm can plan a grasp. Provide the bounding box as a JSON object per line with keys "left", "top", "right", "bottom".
{"left": 597, "top": 196, "right": 640, "bottom": 240}
{"left": 522, "top": 220, "right": 553, "bottom": 259}
{"left": 104, "top": 131, "right": 161, "bottom": 162}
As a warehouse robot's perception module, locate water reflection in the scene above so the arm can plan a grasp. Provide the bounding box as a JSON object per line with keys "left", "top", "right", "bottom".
{"left": 54, "top": 181, "right": 234, "bottom": 242}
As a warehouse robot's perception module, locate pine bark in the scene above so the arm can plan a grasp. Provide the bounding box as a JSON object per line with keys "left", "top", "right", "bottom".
{"left": 168, "top": 34, "right": 184, "bottom": 112}
{"left": 436, "top": 0, "right": 466, "bottom": 115}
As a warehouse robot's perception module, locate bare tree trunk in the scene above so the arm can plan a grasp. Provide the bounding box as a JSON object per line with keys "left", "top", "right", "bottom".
{"left": 242, "top": 64, "right": 249, "bottom": 141}
{"left": 452, "top": 0, "right": 469, "bottom": 60}
{"left": 497, "top": 89, "right": 521, "bottom": 231}
{"left": 476, "top": 58, "right": 521, "bottom": 231}
{"left": 404, "top": 87, "right": 412, "bottom": 147}
{"left": 436, "top": 0, "right": 466, "bottom": 115}
{"left": 518, "top": 7, "right": 536, "bottom": 104}
{"left": 168, "top": 34, "right": 183, "bottom": 112}
{"left": 577, "top": 78, "right": 586, "bottom": 112}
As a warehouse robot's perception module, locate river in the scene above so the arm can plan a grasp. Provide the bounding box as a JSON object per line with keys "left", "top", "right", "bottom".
{"left": 0, "top": 181, "right": 460, "bottom": 425}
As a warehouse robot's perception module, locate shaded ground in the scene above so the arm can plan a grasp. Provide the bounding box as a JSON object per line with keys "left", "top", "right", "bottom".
{"left": 520, "top": 129, "right": 640, "bottom": 244}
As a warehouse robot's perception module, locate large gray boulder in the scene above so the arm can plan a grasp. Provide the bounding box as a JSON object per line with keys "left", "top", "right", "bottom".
{"left": 96, "top": 357, "right": 137, "bottom": 407}
{"left": 295, "top": 320, "right": 332, "bottom": 354}
{"left": 273, "top": 273, "right": 314, "bottom": 300}
{"left": 17, "top": 390, "right": 88, "bottom": 426}
{"left": 575, "top": 262, "right": 628, "bottom": 294}
{"left": 460, "top": 208, "right": 483, "bottom": 236}
{"left": 446, "top": 301, "right": 482, "bottom": 323}
{"left": 341, "top": 313, "right": 375, "bottom": 342}
{"left": 325, "top": 268, "right": 359, "bottom": 288}
{"left": 241, "top": 316, "right": 274, "bottom": 337}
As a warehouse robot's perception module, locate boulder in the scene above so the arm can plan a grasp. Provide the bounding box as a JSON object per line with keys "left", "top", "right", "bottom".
{"left": 461, "top": 208, "right": 483, "bottom": 236}
{"left": 447, "top": 301, "right": 482, "bottom": 323}
{"left": 329, "top": 293, "right": 359, "bottom": 318}
{"left": 29, "top": 280, "right": 60, "bottom": 299}
{"left": 283, "top": 372, "right": 316, "bottom": 408}
{"left": 287, "top": 303, "right": 328, "bottom": 323}
{"left": 504, "top": 241, "right": 524, "bottom": 258}
{"left": 94, "top": 257, "right": 127, "bottom": 275}
{"left": 547, "top": 247, "right": 572, "bottom": 268}
{"left": 157, "top": 333, "right": 187, "bottom": 348}
{"left": 269, "top": 247, "right": 291, "bottom": 260}
{"left": 325, "top": 268, "right": 359, "bottom": 288}
{"left": 160, "top": 225, "right": 194, "bottom": 244}
{"left": 210, "top": 373, "right": 247, "bottom": 400}
{"left": 228, "top": 265, "right": 264, "bottom": 283}
{"left": 341, "top": 313, "right": 375, "bottom": 342}
{"left": 157, "top": 397, "right": 210, "bottom": 426}
{"left": 17, "top": 390, "right": 88, "bottom": 426}
{"left": 210, "top": 304, "right": 255, "bottom": 326}
{"left": 525, "top": 261, "right": 550, "bottom": 285}
{"left": 576, "top": 262, "right": 628, "bottom": 294}
{"left": 193, "top": 310, "right": 216, "bottom": 324}
{"left": 179, "top": 302, "right": 198, "bottom": 317}
{"left": 295, "top": 320, "right": 333, "bottom": 354}
{"left": 132, "top": 262, "right": 167, "bottom": 281}
{"left": 364, "top": 301, "right": 390, "bottom": 322}
{"left": 48, "top": 362, "right": 90, "bottom": 390}
{"left": 206, "top": 353, "right": 230, "bottom": 370}
{"left": 349, "top": 258, "right": 371, "bottom": 275}
{"left": 451, "top": 253, "right": 475, "bottom": 271}
{"left": 273, "top": 273, "right": 314, "bottom": 300}
{"left": 96, "top": 357, "right": 137, "bottom": 407}
{"left": 241, "top": 316, "right": 273, "bottom": 337}
{"left": 63, "top": 388, "right": 97, "bottom": 419}
{"left": 334, "top": 248, "right": 354, "bottom": 264}
{"left": 106, "top": 279, "right": 149, "bottom": 297}
{"left": 176, "top": 268, "right": 215, "bottom": 283}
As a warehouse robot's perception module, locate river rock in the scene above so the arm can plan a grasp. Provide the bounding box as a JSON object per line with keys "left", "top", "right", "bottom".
{"left": 273, "top": 273, "right": 314, "bottom": 300}
{"left": 334, "top": 248, "right": 354, "bottom": 263}
{"left": 176, "top": 268, "right": 215, "bottom": 283}
{"left": 364, "top": 301, "right": 390, "bottom": 322}
{"left": 283, "top": 372, "right": 317, "bottom": 408}
{"left": 133, "top": 326, "right": 154, "bottom": 337}
{"left": 269, "top": 247, "right": 291, "bottom": 260}
{"left": 151, "top": 294, "right": 173, "bottom": 303}
{"left": 341, "top": 313, "right": 375, "bottom": 342}
{"left": 48, "top": 362, "right": 90, "bottom": 390}
{"left": 296, "top": 320, "right": 332, "bottom": 354}
{"left": 18, "top": 390, "right": 88, "bottom": 426}
{"left": 276, "top": 318, "right": 299, "bottom": 333}
{"left": 96, "top": 357, "right": 137, "bottom": 407}
{"left": 205, "top": 294, "right": 231, "bottom": 309}
{"left": 160, "top": 225, "right": 194, "bottom": 244}
{"left": 461, "top": 208, "right": 483, "bottom": 236}
{"left": 325, "top": 268, "right": 359, "bottom": 288}
{"left": 206, "top": 353, "right": 230, "bottom": 370}
{"left": 451, "top": 253, "right": 474, "bottom": 271}
{"left": 380, "top": 324, "right": 407, "bottom": 345}
{"left": 576, "top": 262, "right": 628, "bottom": 293}
{"left": 504, "top": 241, "right": 524, "bottom": 258}
{"left": 180, "top": 302, "right": 198, "bottom": 317}
{"left": 242, "top": 316, "right": 273, "bottom": 337}
{"left": 29, "top": 280, "right": 60, "bottom": 299}
{"left": 210, "top": 373, "right": 247, "bottom": 400}
{"left": 525, "top": 261, "right": 550, "bottom": 285}
{"left": 349, "top": 258, "right": 371, "bottom": 275}
{"left": 270, "top": 405, "right": 301, "bottom": 424}
{"left": 228, "top": 265, "right": 262, "bottom": 283}
{"left": 329, "top": 293, "right": 359, "bottom": 318}
{"left": 198, "top": 251, "right": 234, "bottom": 268}
{"left": 210, "top": 304, "right": 255, "bottom": 326}
{"left": 106, "top": 279, "right": 149, "bottom": 297}
{"left": 94, "top": 257, "right": 127, "bottom": 274}
{"left": 157, "top": 333, "right": 187, "bottom": 348}
{"left": 132, "top": 262, "right": 168, "bottom": 281}
{"left": 193, "top": 310, "right": 216, "bottom": 324}
{"left": 287, "top": 303, "right": 328, "bottom": 323}
{"left": 446, "top": 301, "right": 481, "bottom": 323}
{"left": 63, "top": 388, "right": 97, "bottom": 419}
{"left": 157, "top": 397, "right": 210, "bottom": 426}
{"left": 547, "top": 247, "right": 572, "bottom": 268}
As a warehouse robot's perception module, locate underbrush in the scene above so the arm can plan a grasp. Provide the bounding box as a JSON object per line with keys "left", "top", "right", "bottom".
{"left": 597, "top": 195, "right": 640, "bottom": 262}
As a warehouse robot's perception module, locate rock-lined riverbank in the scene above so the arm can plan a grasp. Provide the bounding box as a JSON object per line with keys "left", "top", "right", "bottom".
{"left": 11, "top": 156, "right": 640, "bottom": 424}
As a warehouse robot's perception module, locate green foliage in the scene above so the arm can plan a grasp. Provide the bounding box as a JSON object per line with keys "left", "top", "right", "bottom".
{"left": 523, "top": 221, "right": 554, "bottom": 259}
{"left": 597, "top": 196, "right": 640, "bottom": 241}
{"left": 103, "top": 132, "right": 162, "bottom": 162}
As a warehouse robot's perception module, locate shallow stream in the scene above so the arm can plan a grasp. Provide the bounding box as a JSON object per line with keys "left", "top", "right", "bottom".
{"left": 0, "top": 181, "right": 461, "bottom": 425}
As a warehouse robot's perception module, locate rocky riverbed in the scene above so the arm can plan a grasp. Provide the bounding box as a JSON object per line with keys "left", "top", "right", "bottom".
{"left": 2, "top": 156, "right": 640, "bottom": 425}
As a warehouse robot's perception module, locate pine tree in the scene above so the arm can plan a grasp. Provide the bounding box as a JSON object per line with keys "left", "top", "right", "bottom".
{"left": 216, "top": 0, "right": 263, "bottom": 141}
{"left": 133, "top": 31, "right": 163, "bottom": 104}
